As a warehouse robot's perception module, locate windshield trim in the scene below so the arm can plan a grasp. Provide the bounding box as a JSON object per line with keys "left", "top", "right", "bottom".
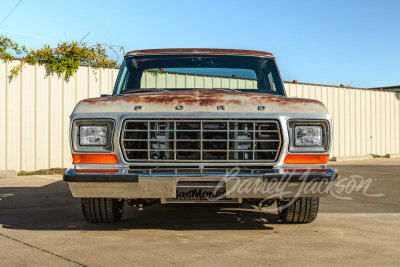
{"left": 113, "top": 55, "right": 286, "bottom": 96}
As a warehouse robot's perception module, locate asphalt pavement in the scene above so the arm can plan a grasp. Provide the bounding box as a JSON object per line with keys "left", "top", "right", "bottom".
{"left": 0, "top": 158, "right": 399, "bottom": 266}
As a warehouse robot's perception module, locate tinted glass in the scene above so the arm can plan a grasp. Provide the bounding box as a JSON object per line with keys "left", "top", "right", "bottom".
{"left": 114, "top": 55, "right": 285, "bottom": 96}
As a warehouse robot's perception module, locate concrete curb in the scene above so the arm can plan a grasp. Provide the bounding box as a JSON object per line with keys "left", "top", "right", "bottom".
{"left": 385, "top": 154, "right": 400, "bottom": 158}
{"left": 330, "top": 155, "right": 374, "bottom": 162}
{"left": 0, "top": 170, "right": 17, "bottom": 178}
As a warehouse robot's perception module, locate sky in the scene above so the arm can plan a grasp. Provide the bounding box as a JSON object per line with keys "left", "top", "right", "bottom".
{"left": 1, "top": 0, "right": 399, "bottom": 88}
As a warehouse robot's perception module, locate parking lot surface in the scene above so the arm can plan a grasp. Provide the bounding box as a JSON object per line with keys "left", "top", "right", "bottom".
{"left": 1, "top": 158, "right": 399, "bottom": 266}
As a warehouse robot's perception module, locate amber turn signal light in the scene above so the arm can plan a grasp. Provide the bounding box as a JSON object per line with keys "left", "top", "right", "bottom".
{"left": 72, "top": 154, "right": 118, "bottom": 164}
{"left": 284, "top": 154, "right": 329, "bottom": 164}
{"left": 74, "top": 169, "right": 118, "bottom": 173}
{"left": 284, "top": 169, "right": 328, "bottom": 173}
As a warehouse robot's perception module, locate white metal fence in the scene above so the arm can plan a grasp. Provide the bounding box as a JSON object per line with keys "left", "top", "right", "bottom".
{"left": 1, "top": 60, "right": 399, "bottom": 171}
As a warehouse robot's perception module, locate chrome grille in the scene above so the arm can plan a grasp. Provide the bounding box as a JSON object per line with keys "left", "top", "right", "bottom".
{"left": 121, "top": 120, "right": 282, "bottom": 162}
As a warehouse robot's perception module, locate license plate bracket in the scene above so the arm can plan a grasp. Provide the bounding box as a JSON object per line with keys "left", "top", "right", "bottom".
{"left": 165, "top": 181, "right": 238, "bottom": 204}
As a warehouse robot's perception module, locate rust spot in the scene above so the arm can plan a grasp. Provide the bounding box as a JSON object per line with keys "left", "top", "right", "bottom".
{"left": 126, "top": 48, "right": 275, "bottom": 58}
{"left": 82, "top": 90, "right": 325, "bottom": 108}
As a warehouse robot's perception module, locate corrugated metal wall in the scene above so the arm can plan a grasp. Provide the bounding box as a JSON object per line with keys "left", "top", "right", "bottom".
{"left": 284, "top": 83, "right": 400, "bottom": 159}
{"left": 141, "top": 71, "right": 258, "bottom": 89}
{"left": 1, "top": 60, "right": 399, "bottom": 171}
{"left": 0, "top": 60, "right": 119, "bottom": 171}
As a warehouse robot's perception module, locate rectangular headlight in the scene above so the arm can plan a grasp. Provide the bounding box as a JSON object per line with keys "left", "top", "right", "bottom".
{"left": 80, "top": 126, "right": 107, "bottom": 146}
{"left": 295, "top": 126, "right": 323, "bottom": 147}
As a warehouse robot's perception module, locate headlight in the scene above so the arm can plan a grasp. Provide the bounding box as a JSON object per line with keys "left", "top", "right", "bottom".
{"left": 295, "top": 126, "right": 323, "bottom": 147}
{"left": 288, "top": 120, "right": 329, "bottom": 152}
{"left": 80, "top": 126, "right": 107, "bottom": 146}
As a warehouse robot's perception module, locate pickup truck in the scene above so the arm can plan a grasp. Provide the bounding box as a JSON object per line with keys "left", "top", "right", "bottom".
{"left": 63, "top": 48, "right": 337, "bottom": 223}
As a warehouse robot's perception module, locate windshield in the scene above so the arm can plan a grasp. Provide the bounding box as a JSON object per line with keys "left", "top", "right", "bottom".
{"left": 114, "top": 55, "right": 285, "bottom": 96}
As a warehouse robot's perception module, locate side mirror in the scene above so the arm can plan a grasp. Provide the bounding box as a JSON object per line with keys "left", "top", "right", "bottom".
{"left": 101, "top": 94, "right": 111, "bottom": 97}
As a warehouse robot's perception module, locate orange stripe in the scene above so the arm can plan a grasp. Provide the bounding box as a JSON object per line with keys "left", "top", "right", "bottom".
{"left": 284, "top": 169, "right": 328, "bottom": 173}
{"left": 72, "top": 154, "right": 118, "bottom": 164}
{"left": 74, "top": 169, "right": 118, "bottom": 173}
{"left": 284, "top": 154, "right": 329, "bottom": 164}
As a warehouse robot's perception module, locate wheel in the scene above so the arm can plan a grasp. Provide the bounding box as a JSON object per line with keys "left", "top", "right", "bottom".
{"left": 81, "top": 198, "right": 125, "bottom": 223}
{"left": 277, "top": 197, "right": 319, "bottom": 223}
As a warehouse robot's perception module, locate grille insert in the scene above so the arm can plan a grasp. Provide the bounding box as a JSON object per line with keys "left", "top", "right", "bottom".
{"left": 121, "top": 120, "right": 281, "bottom": 162}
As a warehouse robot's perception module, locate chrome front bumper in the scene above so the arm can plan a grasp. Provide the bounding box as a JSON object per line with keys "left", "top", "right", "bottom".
{"left": 63, "top": 169, "right": 338, "bottom": 199}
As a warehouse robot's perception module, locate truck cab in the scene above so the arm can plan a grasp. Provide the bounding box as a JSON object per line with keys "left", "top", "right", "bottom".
{"left": 63, "top": 48, "right": 337, "bottom": 223}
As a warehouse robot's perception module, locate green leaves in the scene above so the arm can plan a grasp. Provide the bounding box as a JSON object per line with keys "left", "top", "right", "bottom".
{"left": 0, "top": 35, "right": 27, "bottom": 62}
{"left": 0, "top": 35, "right": 122, "bottom": 78}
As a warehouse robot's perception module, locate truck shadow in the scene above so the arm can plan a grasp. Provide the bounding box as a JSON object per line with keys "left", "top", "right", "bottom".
{"left": 0, "top": 180, "right": 280, "bottom": 231}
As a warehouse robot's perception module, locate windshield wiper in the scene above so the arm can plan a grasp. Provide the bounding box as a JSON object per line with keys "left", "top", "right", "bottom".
{"left": 120, "top": 88, "right": 168, "bottom": 94}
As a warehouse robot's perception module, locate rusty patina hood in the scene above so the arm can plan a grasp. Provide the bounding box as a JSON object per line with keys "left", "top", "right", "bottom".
{"left": 73, "top": 90, "right": 328, "bottom": 114}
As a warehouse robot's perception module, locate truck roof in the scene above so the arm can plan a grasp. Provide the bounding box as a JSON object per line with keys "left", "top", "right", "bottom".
{"left": 126, "top": 48, "right": 275, "bottom": 58}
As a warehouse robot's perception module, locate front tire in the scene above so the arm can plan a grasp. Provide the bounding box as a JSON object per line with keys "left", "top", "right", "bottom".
{"left": 277, "top": 197, "right": 319, "bottom": 223}
{"left": 81, "top": 198, "right": 124, "bottom": 223}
